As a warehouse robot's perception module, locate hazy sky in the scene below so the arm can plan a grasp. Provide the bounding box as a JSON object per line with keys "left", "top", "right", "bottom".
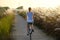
{"left": 0, "top": 0, "right": 60, "bottom": 9}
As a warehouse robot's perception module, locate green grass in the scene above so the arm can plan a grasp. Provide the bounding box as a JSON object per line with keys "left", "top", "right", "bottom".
{"left": 18, "top": 11, "right": 26, "bottom": 18}
{"left": 0, "top": 14, "right": 14, "bottom": 40}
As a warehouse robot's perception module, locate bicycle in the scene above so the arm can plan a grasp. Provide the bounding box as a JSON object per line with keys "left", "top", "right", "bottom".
{"left": 28, "top": 24, "right": 33, "bottom": 40}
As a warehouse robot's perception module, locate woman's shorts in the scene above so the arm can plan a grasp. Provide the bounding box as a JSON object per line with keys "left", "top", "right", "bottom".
{"left": 27, "top": 22, "right": 33, "bottom": 28}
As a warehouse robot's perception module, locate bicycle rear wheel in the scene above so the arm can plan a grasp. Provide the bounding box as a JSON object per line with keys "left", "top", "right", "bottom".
{"left": 30, "top": 33, "right": 32, "bottom": 40}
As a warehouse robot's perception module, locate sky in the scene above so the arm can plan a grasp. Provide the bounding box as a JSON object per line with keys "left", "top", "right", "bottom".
{"left": 0, "top": 0, "right": 60, "bottom": 9}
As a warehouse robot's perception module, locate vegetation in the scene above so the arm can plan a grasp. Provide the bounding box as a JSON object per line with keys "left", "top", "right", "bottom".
{"left": 0, "top": 7, "right": 14, "bottom": 40}
{"left": 18, "top": 6, "right": 60, "bottom": 39}
{"left": 0, "top": 14, "right": 14, "bottom": 40}
{"left": 18, "top": 11, "right": 26, "bottom": 18}
{"left": 0, "top": 7, "right": 9, "bottom": 18}
{"left": 2, "top": 7, "right": 9, "bottom": 10}
{"left": 17, "top": 6, "right": 23, "bottom": 9}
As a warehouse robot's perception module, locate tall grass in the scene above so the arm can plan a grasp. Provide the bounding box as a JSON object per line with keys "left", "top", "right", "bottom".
{"left": 33, "top": 7, "right": 60, "bottom": 39}
{"left": 18, "top": 6, "right": 60, "bottom": 39}
{"left": 0, "top": 14, "right": 14, "bottom": 40}
{"left": 18, "top": 11, "right": 26, "bottom": 18}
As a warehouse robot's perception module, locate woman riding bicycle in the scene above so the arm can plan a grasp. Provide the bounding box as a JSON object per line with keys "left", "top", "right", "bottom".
{"left": 26, "top": 7, "right": 34, "bottom": 35}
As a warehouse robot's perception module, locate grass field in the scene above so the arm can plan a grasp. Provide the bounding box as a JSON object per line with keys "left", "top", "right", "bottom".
{"left": 0, "top": 14, "right": 14, "bottom": 40}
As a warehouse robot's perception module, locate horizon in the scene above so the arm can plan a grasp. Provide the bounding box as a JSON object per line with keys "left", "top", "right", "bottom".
{"left": 0, "top": 0, "right": 60, "bottom": 9}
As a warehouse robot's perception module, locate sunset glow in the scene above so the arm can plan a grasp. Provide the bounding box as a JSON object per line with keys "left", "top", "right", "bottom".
{"left": 0, "top": 0, "right": 60, "bottom": 9}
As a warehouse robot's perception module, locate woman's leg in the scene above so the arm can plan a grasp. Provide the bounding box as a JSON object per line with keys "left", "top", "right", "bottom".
{"left": 27, "top": 23, "right": 29, "bottom": 35}
{"left": 31, "top": 23, "right": 34, "bottom": 32}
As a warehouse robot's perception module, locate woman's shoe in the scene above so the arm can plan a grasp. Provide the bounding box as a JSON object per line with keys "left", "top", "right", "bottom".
{"left": 32, "top": 29, "right": 34, "bottom": 32}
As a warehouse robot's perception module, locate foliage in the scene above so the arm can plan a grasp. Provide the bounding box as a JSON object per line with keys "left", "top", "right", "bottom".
{"left": 0, "top": 7, "right": 9, "bottom": 18}
{"left": 18, "top": 6, "right": 60, "bottom": 38}
{"left": 17, "top": 6, "right": 23, "bottom": 9}
{"left": 0, "top": 14, "right": 14, "bottom": 40}
{"left": 33, "top": 7, "right": 60, "bottom": 38}
{"left": 0, "top": 7, "right": 5, "bottom": 18}
{"left": 3, "top": 7, "right": 9, "bottom": 10}
{"left": 18, "top": 11, "right": 26, "bottom": 18}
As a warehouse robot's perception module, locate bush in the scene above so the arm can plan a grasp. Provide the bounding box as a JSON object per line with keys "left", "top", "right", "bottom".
{"left": 33, "top": 7, "right": 60, "bottom": 39}
{"left": 0, "top": 14, "right": 14, "bottom": 40}
{"left": 18, "top": 11, "right": 26, "bottom": 18}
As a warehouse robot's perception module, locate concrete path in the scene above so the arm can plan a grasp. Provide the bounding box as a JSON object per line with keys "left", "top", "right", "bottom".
{"left": 11, "top": 14, "right": 55, "bottom": 40}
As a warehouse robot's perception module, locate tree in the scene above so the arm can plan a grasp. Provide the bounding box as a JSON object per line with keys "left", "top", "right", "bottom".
{"left": 17, "top": 6, "right": 23, "bottom": 9}
{"left": 3, "top": 7, "right": 9, "bottom": 10}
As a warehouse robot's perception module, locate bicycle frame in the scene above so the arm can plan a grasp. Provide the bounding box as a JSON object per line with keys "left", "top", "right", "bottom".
{"left": 28, "top": 24, "right": 32, "bottom": 40}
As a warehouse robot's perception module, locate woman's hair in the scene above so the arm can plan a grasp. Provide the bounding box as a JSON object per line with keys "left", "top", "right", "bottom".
{"left": 28, "top": 7, "right": 31, "bottom": 12}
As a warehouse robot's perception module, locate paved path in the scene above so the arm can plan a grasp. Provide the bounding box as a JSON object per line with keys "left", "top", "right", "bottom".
{"left": 11, "top": 14, "right": 55, "bottom": 40}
